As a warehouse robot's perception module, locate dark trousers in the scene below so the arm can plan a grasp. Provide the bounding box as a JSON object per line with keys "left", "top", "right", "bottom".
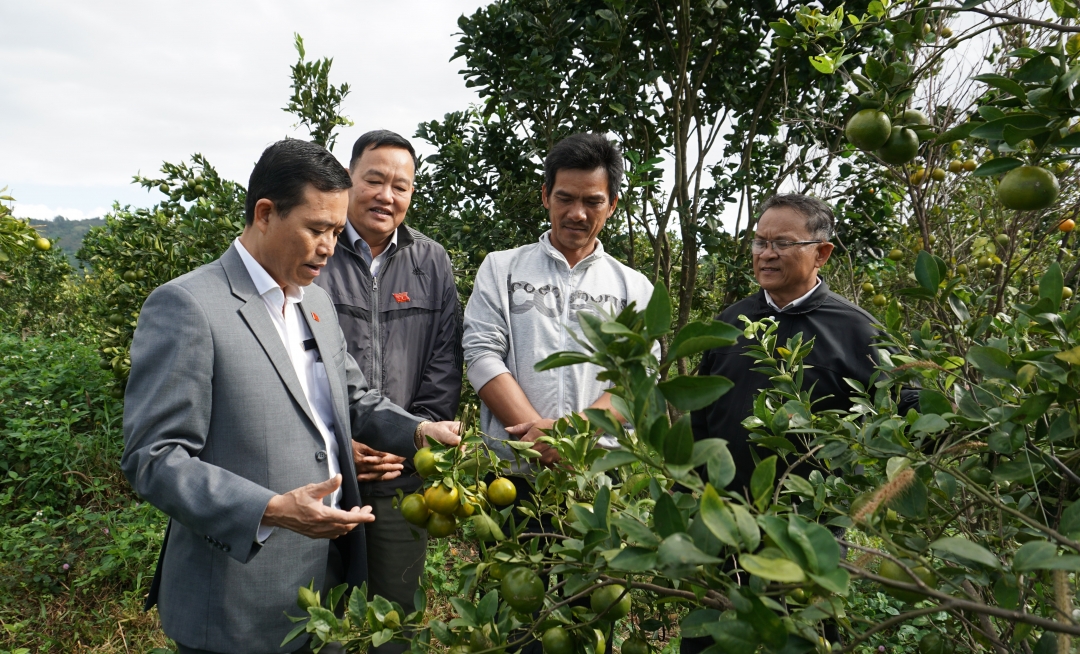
{"left": 366, "top": 494, "right": 428, "bottom": 654}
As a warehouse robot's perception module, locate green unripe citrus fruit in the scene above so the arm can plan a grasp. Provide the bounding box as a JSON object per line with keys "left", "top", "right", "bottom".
{"left": 413, "top": 447, "right": 437, "bottom": 478}
{"left": 878, "top": 559, "right": 936, "bottom": 603}
{"left": 542, "top": 627, "right": 574, "bottom": 654}
{"left": 501, "top": 567, "right": 545, "bottom": 613}
{"left": 424, "top": 484, "right": 460, "bottom": 515}
{"left": 487, "top": 477, "right": 517, "bottom": 506}
{"left": 590, "top": 584, "right": 632, "bottom": 621}
{"left": 845, "top": 110, "right": 892, "bottom": 151}
{"left": 997, "top": 166, "right": 1060, "bottom": 211}
{"left": 875, "top": 127, "right": 920, "bottom": 165}
{"left": 400, "top": 493, "right": 430, "bottom": 526}
{"left": 425, "top": 511, "right": 458, "bottom": 537}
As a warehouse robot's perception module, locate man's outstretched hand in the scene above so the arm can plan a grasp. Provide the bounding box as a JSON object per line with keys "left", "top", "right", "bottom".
{"left": 421, "top": 420, "right": 463, "bottom": 448}
{"left": 262, "top": 475, "right": 374, "bottom": 539}
{"left": 506, "top": 418, "right": 559, "bottom": 466}
{"left": 352, "top": 441, "right": 405, "bottom": 482}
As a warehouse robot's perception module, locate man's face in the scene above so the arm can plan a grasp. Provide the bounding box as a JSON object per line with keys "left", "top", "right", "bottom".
{"left": 542, "top": 167, "right": 618, "bottom": 260}
{"left": 753, "top": 206, "right": 833, "bottom": 298}
{"left": 347, "top": 145, "right": 415, "bottom": 245}
{"left": 259, "top": 185, "right": 348, "bottom": 289}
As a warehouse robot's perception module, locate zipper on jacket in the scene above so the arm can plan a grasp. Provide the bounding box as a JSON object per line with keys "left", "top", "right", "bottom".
{"left": 371, "top": 276, "right": 381, "bottom": 392}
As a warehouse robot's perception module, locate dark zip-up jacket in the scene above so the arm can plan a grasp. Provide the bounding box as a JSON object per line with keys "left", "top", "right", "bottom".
{"left": 691, "top": 281, "right": 918, "bottom": 495}
{"left": 316, "top": 224, "right": 462, "bottom": 496}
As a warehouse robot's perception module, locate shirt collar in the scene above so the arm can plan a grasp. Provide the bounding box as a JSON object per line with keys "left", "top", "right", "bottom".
{"left": 234, "top": 238, "right": 304, "bottom": 304}
{"left": 345, "top": 220, "right": 398, "bottom": 256}
{"left": 764, "top": 277, "right": 821, "bottom": 312}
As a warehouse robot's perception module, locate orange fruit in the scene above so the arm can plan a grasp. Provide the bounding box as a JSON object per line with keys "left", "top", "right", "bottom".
{"left": 399, "top": 493, "right": 430, "bottom": 526}
{"left": 424, "top": 483, "right": 460, "bottom": 515}
{"left": 425, "top": 512, "right": 457, "bottom": 538}
{"left": 1059, "top": 218, "right": 1075, "bottom": 232}
{"left": 876, "top": 127, "right": 919, "bottom": 165}
{"left": 501, "top": 567, "right": 545, "bottom": 613}
{"left": 487, "top": 477, "right": 517, "bottom": 506}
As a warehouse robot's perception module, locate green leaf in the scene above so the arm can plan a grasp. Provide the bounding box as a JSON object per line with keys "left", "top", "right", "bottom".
{"left": 809, "top": 568, "right": 851, "bottom": 594}
{"left": 645, "top": 282, "right": 672, "bottom": 337}
{"left": 788, "top": 516, "right": 841, "bottom": 573}
{"left": 1059, "top": 132, "right": 1080, "bottom": 149}
{"left": 947, "top": 294, "right": 971, "bottom": 322}
{"left": 912, "top": 414, "right": 949, "bottom": 433}
{"left": 769, "top": 21, "right": 797, "bottom": 38}
{"left": 609, "top": 546, "right": 659, "bottom": 572}
{"left": 658, "top": 533, "right": 725, "bottom": 569}
{"left": 663, "top": 414, "right": 695, "bottom": 465}
{"left": 666, "top": 320, "right": 742, "bottom": 363}
{"left": 914, "top": 251, "right": 941, "bottom": 293}
{"left": 1060, "top": 501, "right": 1080, "bottom": 540}
{"left": 750, "top": 456, "right": 777, "bottom": 511}
{"left": 967, "top": 345, "right": 1015, "bottom": 380}
{"left": 658, "top": 375, "right": 734, "bottom": 411}
{"left": 1041, "top": 262, "right": 1064, "bottom": 306}
{"left": 969, "top": 114, "right": 1050, "bottom": 141}
{"left": 372, "top": 628, "right": 395, "bottom": 648}
{"left": 1014, "top": 541, "right": 1059, "bottom": 572}
{"left": 919, "top": 390, "right": 953, "bottom": 416}
{"left": 732, "top": 504, "right": 760, "bottom": 551}
{"left": 740, "top": 551, "right": 807, "bottom": 582}
{"left": 681, "top": 609, "right": 724, "bottom": 638}
{"left": 935, "top": 120, "right": 982, "bottom": 144}
{"left": 973, "top": 73, "right": 1029, "bottom": 98}
{"left": 701, "top": 484, "right": 741, "bottom": 548}
{"left": 704, "top": 620, "right": 761, "bottom": 654}
{"left": 476, "top": 590, "right": 499, "bottom": 623}
{"left": 971, "top": 157, "right": 1024, "bottom": 177}
{"left": 535, "top": 351, "right": 593, "bottom": 371}
{"left": 707, "top": 442, "right": 736, "bottom": 489}
{"left": 930, "top": 536, "right": 1001, "bottom": 569}
{"left": 653, "top": 492, "right": 686, "bottom": 538}
{"left": 738, "top": 591, "right": 787, "bottom": 649}
{"left": 1013, "top": 393, "right": 1055, "bottom": 424}
{"left": 591, "top": 449, "right": 638, "bottom": 473}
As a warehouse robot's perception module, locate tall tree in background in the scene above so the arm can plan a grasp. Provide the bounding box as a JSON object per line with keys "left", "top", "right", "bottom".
{"left": 411, "top": 0, "right": 855, "bottom": 372}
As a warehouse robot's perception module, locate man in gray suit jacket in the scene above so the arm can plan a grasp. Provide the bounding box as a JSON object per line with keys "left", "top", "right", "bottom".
{"left": 121, "top": 139, "right": 461, "bottom": 654}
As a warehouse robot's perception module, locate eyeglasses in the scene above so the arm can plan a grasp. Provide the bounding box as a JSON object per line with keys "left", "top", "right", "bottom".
{"left": 751, "top": 238, "right": 823, "bottom": 253}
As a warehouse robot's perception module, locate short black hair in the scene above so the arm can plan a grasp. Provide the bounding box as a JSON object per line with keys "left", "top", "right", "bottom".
{"left": 543, "top": 133, "right": 623, "bottom": 202}
{"left": 245, "top": 139, "right": 352, "bottom": 225}
{"left": 349, "top": 129, "right": 418, "bottom": 172}
{"left": 758, "top": 194, "right": 835, "bottom": 240}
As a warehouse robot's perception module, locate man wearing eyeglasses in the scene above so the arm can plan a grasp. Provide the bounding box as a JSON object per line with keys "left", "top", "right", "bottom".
{"left": 691, "top": 193, "right": 916, "bottom": 498}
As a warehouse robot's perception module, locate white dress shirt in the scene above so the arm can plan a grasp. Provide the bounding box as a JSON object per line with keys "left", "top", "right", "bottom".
{"left": 764, "top": 277, "right": 822, "bottom": 312}
{"left": 235, "top": 240, "right": 342, "bottom": 541}
{"left": 344, "top": 220, "right": 398, "bottom": 277}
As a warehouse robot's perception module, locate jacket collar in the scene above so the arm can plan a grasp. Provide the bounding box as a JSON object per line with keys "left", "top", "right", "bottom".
{"left": 338, "top": 222, "right": 416, "bottom": 256}
{"left": 752, "top": 278, "right": 832, "bottom": 315}
{"left": 539, "top": 230, "right": 605, "bottom": 271}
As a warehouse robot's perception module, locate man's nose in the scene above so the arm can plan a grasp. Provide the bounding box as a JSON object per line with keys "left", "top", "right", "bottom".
{"left": 318, "top": 232, "right": 336, "bottom": 256}
{"left": 374, "top": 183, "right": 394, "bottom": 203}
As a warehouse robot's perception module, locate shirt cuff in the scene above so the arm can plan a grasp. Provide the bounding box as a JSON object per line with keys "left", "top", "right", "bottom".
{"left": 256, "top": 523, "right": 274, "bottom": 543}
{"left": 467, "top": 354, "right": 512, "bottom": 392}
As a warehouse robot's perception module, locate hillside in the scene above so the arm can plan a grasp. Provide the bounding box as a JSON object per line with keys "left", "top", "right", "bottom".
{"left": 32, "top": 215, "right": 106, "bottom": 267}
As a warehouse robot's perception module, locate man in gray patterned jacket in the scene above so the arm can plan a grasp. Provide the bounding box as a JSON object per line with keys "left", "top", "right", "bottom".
{"left": 463, "top": 133, "right": 653, "bottom": 470}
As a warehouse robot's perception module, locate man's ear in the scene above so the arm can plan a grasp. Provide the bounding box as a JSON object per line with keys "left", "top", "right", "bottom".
{"left": 815, "top": 242, "right": 836, "bottom": 268}
{"left": 541, "top": 184, "right": 550, "bottom": 209}
{"left": 607, "top": 194, "right": 619, "bottom": 217}
{"left": 253, "top": 198, "right": 275, "bottom": 234}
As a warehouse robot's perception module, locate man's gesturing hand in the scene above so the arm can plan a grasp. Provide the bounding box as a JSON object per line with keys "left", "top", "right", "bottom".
{"left": 262, "top": 474, "right": 374, "bottom": 539}
{"left": 352, "top": 441, "right": 405, "bottom": 482}
{"left": 420, "top": 421, "right": 463, "bottom": 447}
{"left": 506, "top": 419, "right": 560, "bottom": 466}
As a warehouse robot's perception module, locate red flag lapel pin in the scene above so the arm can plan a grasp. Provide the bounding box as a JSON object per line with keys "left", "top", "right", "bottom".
{"left": 393, "top": 292, "right": 410, "bottom": 303}
{"left": 311, "top": 311, "right": 320, "bottom": 322}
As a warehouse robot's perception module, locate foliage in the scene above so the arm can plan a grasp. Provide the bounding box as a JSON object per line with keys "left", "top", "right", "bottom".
{"left": 0, "top": 189, "right": 42, "bottom": 264}
{"left": 0, "top": 333, "right": 168, "bottom": 652}
{"left": 76, "top": 154, "right": 245, "bottom": 395}
{"left": 284, "top": 33, "right": 353, "bottom": 150}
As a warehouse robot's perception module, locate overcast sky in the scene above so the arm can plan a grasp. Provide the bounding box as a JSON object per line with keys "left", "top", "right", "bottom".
{"left": 0, "top": 1, "right": 487, "bottom": 221}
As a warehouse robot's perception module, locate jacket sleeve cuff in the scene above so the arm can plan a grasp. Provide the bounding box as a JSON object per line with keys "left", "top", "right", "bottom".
{"left": 467, "top": 355, "right": 511, "bottom": 393}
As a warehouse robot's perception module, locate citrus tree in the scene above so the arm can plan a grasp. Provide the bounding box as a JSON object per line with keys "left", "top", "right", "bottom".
{"left": 282, "top": 275, "right": 1079, "bottom": 654}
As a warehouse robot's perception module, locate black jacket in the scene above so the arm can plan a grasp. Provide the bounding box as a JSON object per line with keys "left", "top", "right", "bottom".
{"left": 316, "top": 224, "right": 462, "bottom": 496}
{"left": 691, "top": 281, "right": 917, "bottom": 495}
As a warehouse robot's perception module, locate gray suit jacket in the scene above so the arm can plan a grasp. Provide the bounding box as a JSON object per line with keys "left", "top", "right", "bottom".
{"left": 121, "top": 244, "right": 421, "bottom": 653}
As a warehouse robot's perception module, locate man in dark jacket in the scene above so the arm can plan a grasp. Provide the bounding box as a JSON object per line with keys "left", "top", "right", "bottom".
{"left": 692, "top": 193, "right": 915, "bottom": 494}
{"left": 315, "top": 130, "right": 462, "bottom": 652}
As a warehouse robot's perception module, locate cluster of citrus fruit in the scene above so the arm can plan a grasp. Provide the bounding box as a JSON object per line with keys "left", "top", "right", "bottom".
{"left": 845, "top": 108, "right": 931, "bottom": 166}
{"left": 398, "top": 446, "right": 517, "bottom": 538}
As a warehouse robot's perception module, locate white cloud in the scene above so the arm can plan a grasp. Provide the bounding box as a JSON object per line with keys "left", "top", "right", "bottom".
{"left": 0, "top": 0, "right": 487, "bottom": 216}
{"left": 13, "top": 203, "right": 111, "bottom": 222}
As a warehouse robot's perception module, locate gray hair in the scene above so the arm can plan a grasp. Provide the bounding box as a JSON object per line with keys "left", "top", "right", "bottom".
{"left": 758, "top": 194, "right": 835, "bottom": 240}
